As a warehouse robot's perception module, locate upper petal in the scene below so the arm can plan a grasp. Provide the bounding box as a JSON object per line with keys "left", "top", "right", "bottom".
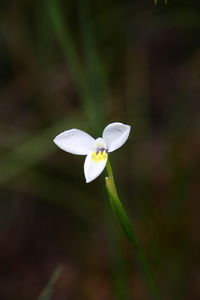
{"left": 84, "top": 150, "right": 108, "bottom": 183}
{"left": 102, "top": 122, "right": 131, "bottom": 152}
{"left": 54, "top": 129, "right": 95, "bottom": 155}
{"left": 93, "top": 137, "right": 106, "bottom": 151}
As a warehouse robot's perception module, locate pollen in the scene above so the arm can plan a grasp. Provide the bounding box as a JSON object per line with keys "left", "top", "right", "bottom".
{"left": 92, "top": 150, "right": 107, "bottom": 162}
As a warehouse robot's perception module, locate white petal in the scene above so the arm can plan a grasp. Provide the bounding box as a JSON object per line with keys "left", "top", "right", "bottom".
{"left": 84, "top": 151, "right": 108, "bottom": 183}
{"left": 102, "top": 122, "right": 131, "bottom": 152}
{"left": 93, "top": 138, "right": 106, "bottom": 150}
{"left": 54, "top": 129, "right": 95, "bottom": 155}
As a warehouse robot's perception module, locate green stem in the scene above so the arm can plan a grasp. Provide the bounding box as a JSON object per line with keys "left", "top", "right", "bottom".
{"left": 105, "top": 160, "right": 160, "bottom": 300}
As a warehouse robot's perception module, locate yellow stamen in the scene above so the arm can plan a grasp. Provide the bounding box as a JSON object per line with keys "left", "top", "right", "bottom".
{"left": 92, "top": 150, "right": 107, "bottom": 162}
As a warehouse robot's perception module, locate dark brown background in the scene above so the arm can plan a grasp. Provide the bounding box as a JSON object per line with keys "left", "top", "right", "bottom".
{"left": 0, "top": 0, "right": 199, "bottom": 299}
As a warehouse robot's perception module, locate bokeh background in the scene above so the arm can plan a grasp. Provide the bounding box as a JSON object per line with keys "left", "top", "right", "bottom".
{"left": 0, "top": 0, "right": 200, "bottom": 299}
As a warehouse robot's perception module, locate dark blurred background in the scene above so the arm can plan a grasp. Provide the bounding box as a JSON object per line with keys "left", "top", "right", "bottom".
{"left": 0, "top": 0, "right": 200, "bottom": 299}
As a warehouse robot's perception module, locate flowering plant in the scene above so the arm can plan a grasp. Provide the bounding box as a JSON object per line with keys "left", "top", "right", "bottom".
{"left": 54, "top": 122, "right": 130, "bottom": 182}
{"left": 54, "top": 121, "right": 159, "bottom": 299}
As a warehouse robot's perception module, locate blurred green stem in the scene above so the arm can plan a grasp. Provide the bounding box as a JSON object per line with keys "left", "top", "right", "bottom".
{"left": 37, "top": 266, "right": 62, "bottom": 300}
{"left": 105, "top": 160, "right": 160, "bottom": 300}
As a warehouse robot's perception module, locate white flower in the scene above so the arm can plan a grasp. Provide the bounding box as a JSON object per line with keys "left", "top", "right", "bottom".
{"left": 53, "top": 122, "right": 131, "bottom": 183}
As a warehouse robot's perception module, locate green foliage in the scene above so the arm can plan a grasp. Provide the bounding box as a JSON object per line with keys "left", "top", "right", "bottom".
{"left": 106, "top": 160, "right": 160, "bottom": 299}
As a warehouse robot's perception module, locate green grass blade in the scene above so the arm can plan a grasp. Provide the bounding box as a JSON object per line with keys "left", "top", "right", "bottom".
{"left": 37, "top": 266, "right": 62, "bottom": 300}
{"left": 0, "top": 114, "right": 85, "bottom": 185}
{"left": 105, "top": 160, "right": 160, "bottom": 299}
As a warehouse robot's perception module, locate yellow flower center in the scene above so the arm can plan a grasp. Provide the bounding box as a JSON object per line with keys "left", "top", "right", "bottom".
{"left": 92, "top": 150, "right": 108, "bottom": 162}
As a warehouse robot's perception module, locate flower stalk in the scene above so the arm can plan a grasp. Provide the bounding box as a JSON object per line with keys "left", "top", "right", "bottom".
{"left": 105, "top": 159, "right": 160, "bottom": 300}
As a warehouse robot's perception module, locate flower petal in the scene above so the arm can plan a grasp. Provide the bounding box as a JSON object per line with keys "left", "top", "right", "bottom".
{"left": 102, "top": 122, "right": 131, "bottom": 152}
{"left": 93, "top": 138, "right": 106, "bottom": 150}
{"left": 54, "top": 129, "right": 95, "bottom": 155}
{"left": 84, "top": 150, "right": 108, "bottom": 183}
